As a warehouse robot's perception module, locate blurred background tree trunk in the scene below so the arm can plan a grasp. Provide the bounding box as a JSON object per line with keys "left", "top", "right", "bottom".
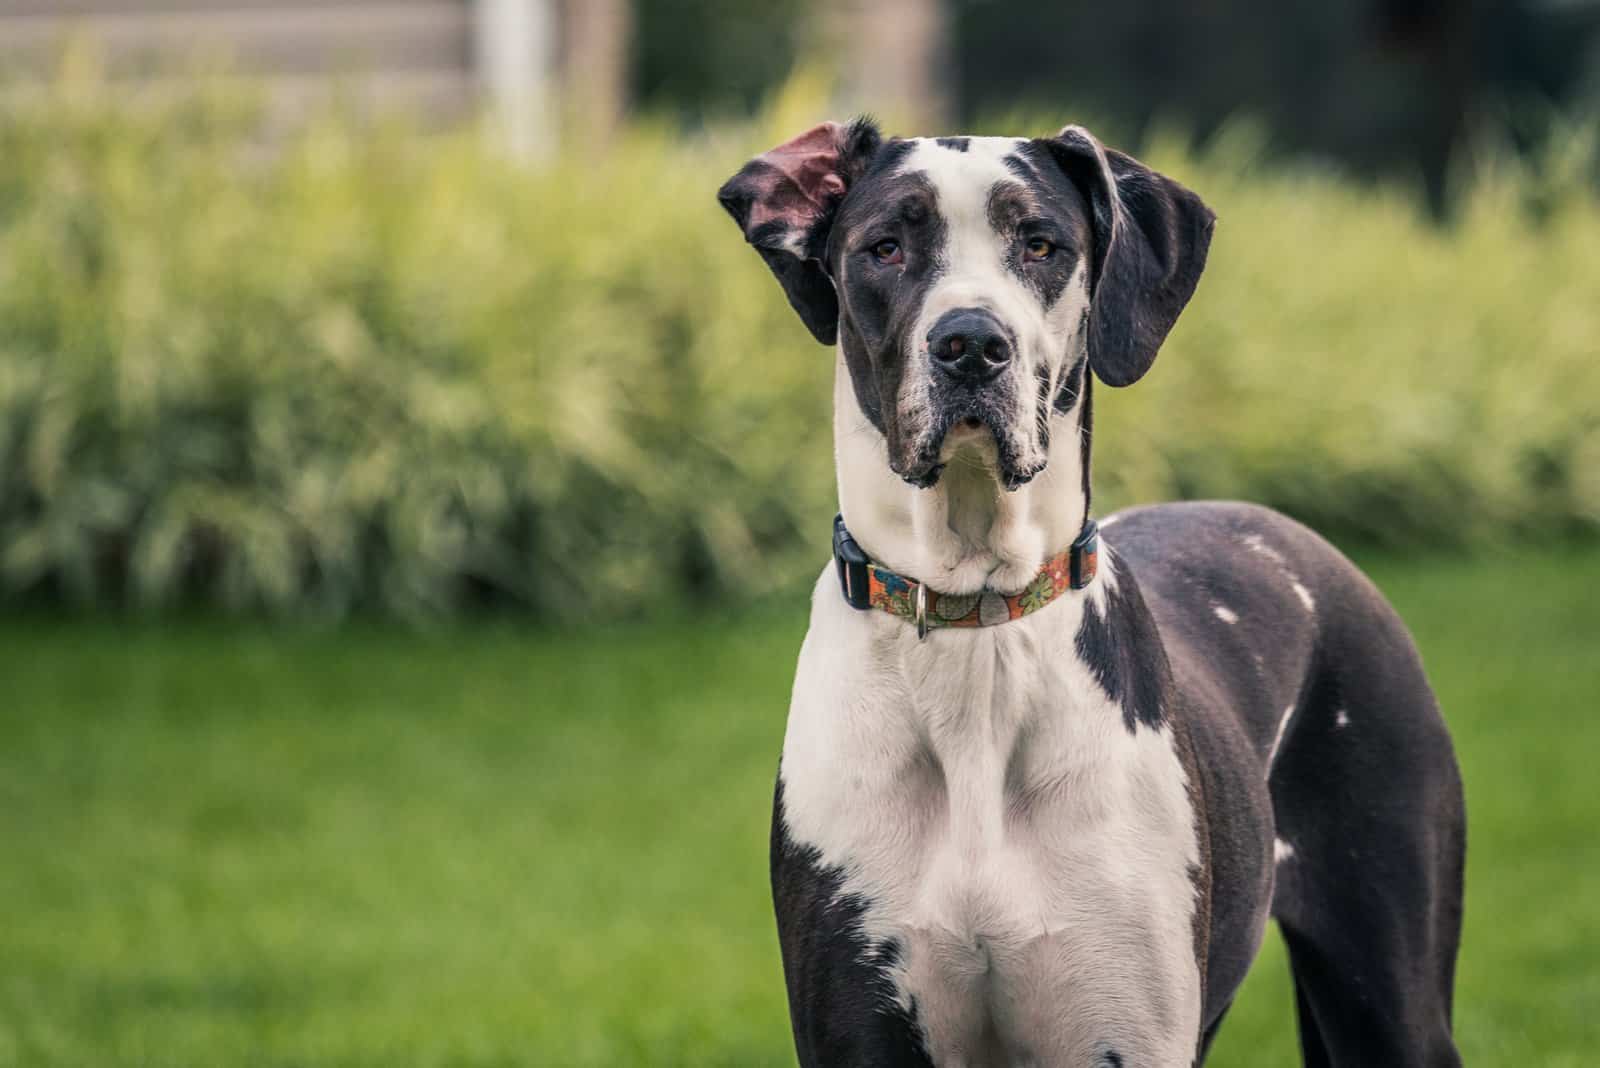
{"left": 816, "top": 0, "right": 951, "bottom": 129}
{"left": 560, "top": 0, "right": 633, "bottom": 146}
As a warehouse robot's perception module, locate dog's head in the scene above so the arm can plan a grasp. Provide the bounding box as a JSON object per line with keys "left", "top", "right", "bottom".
{"left": 718, "top": 121, "right": 1214, "bottom": 489}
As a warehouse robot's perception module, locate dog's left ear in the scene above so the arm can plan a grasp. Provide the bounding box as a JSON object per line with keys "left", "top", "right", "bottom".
{"left": 1044, "top": 126, "right": 1216, "bottom": 387}
{"left": 717, "top": 119, "right": 883, "bottom": 345}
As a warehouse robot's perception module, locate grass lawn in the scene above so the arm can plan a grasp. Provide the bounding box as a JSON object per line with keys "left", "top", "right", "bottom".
{"left": 2, "top": 548, "right": 1597, "bottom": 1066}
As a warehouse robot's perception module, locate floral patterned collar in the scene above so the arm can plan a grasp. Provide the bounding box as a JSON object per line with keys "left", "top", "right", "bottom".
{"left": 831, "top": 515, "right": 1100, "bottom": 639}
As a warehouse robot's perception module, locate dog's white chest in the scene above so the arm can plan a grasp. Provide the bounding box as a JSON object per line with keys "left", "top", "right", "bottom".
{"left": 782, "top": 568, "right": 1203, "bottom": 1066}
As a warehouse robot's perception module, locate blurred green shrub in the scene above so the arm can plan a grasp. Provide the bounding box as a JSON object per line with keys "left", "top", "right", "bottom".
{"left": 1, "top": 74, "right": 1597, "bottom": 621}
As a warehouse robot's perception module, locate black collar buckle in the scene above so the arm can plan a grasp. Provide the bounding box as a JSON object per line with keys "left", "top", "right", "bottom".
{"left": 832, "top": 513, "right": 872, "bottom": 610}
{"left": 1069, "top": 518, "right": 1100, "bottom": 590}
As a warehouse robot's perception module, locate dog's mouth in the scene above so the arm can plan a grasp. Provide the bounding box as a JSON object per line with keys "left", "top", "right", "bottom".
{"left": 896, "top": 406, "right": 1044, "bottom": 491}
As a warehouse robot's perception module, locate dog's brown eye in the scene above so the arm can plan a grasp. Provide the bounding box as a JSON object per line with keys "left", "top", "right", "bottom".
{"left": 1024, "top": 237, "right": 1055, "bottom": 261}
{"left": 872, "top": 239, "right": 903, "bottom": 265}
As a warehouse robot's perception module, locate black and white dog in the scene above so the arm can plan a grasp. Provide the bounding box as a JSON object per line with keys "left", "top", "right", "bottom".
{"left": 719, "top": 120, "right": 1465, "bottom": 1067}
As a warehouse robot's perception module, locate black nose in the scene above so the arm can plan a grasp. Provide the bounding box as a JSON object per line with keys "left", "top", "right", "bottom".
{"left": 927, "top": 309, "right": 1012, "bottom": 383}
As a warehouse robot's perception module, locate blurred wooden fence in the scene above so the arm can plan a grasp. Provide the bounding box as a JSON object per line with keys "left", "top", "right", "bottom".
{"left": 0, "top": 0, "right": 572, "bottom": 152}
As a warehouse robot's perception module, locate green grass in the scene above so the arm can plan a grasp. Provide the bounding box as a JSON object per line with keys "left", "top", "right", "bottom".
{"left": 1, "top": 548, "right": 1597, "bottom": 1065}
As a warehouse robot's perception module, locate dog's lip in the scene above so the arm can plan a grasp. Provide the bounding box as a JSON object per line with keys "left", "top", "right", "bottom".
{"left": 897, "top": 458, "right": 945, "bottom": 488}
{"left": 902, "top": 411, "right": 1043, "bottom": 490}
{"left": 934, "top": 408, "right": 996, "bottom": 444}
{"left": 941, "top": 417, "right": 992, "bottom": 450}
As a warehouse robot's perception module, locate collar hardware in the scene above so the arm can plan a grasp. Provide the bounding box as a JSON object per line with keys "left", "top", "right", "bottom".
{"left": 831, "top": 514, "right": 872, "bottom": 610}
{"left": 831, "top": 513, "right": 1100, "bottom": 637}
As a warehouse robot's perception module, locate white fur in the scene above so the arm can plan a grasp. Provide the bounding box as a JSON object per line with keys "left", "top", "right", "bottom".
{"left": 1291, "top": 581, "right": 1316, "bottom": 613}
{"left": 1244, "top": 533, "right": 1317, "bottom": 615}
{"left": 1267, "top": 704, "right": 1297, "bottom": 770}
{"left": 1241, "top": 534, "right": 1282, "bottom": 564}
{"left": 894, "top": 139, "right": 1089, "bottom": 508}
{"left": 1212, "top": 603, "right": 1239, "bottom": 624}
{"left": 784, "top": 560, "right": 1202, "bottom": 1065}
{"left": 785, "top": 138, "right": 1202, "bottom": 1063}
{"left": 839, "top": 139, "right": 1093, "bottom": 595}
{"left": 833, "top": 347, "right": 1091, "bottom": 597}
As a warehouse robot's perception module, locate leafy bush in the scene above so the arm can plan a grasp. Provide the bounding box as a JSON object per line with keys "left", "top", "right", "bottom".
{"left": 1, "top": 74, "right": 1597, "bottom": 620}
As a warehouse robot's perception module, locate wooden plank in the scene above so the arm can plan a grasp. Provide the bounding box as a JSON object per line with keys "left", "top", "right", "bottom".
{"left": 0, "top": 1, "right": 450, "bottom": 15}
{"left": 0, "top": 68, "right": 480, "bottom": 130}
{"left": 0, "top": 3, "right": 472, "bottom": 77}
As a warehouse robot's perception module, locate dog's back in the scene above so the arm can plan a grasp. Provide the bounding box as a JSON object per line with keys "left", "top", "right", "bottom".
{"left": 1110, "top": 500, "right": 1466, "bottom": 1064}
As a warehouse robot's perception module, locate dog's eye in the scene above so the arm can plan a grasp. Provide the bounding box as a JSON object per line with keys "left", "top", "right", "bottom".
{"left": 1024, "top": 237, "right": 1055, "bottom": 261}
{"left": 871, "top": 239, "right": 903, "bottom": 265}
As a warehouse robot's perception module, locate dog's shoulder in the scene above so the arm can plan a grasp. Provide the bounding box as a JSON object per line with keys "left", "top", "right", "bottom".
{"left": 1102, "top": 500, "right": 1363, "bottom": 631}
{"left": 1102, "top": 500, "right": 1397, "bottom": 639}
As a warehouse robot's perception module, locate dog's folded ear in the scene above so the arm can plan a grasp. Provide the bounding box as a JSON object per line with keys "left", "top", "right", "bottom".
{"left": 717, "top": 119, "right": 883, "bottom": 345}
{"left": 1045, "top": 126, "right": 1216, "bottom": 387}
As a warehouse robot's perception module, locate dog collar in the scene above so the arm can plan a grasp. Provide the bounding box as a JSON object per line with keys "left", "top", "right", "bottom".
{"left": 832, "top": 514, "right": 1099, "bottom": 639}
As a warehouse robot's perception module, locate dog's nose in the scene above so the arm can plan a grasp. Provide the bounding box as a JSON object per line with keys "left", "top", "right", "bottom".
{"left": 927, "top": 309, "right": 1012, "bottom": 383}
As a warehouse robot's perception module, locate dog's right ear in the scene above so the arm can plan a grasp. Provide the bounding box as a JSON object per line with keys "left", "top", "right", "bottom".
{"left": 717, "top": 119, "right": 882, "bottom": 345}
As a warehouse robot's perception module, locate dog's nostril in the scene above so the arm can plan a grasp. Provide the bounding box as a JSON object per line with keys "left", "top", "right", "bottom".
{"left": 946, "top": 336, "right": 966, "bottom": 358}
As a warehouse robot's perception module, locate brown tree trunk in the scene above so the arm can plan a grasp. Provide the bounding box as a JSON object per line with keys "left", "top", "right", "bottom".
{"left": 818, "top": 0, "right": 951, "bottom": 131}
{"left": 560, "top": 0, "right": 633, "bottom": 147}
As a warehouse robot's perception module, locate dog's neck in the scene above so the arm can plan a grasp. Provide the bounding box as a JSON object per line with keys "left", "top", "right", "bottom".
{"left": 833, "top": 352, "right": 1092, "bottom": 597}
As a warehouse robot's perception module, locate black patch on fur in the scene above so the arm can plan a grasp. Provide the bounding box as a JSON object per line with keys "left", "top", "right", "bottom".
{"left": 1169, "top": 698, "right": 1214, "bottom": 1037}
{"left": 717, "top": 117, "right": 885, "bottom": 345}
{"left": 1101, "top": 1052, "right": 1124, "bottom": 1068}
{"left": 1031, "top": 359, "right": 1055, "bottom": 458}
{"left": 1036, "top": 130, "right": 1215, "bottom": 387}
{"left": 1075, "top": 575, "right": 1170, "bottom": 732}
{"left": 1053, "top": 348, "right": 1088, "bottom": 413}
{"left": 829, "top": 157, "right": 950, "bottom": 478}
{"left": 1104, "top": 500, "right": 1465, "bottom": 1059}
{"left": 989, "top": 152, "right": 1092, "bottom": 310}
{"left": 935, "top": 136, "right": 970, "bottom": 152}
{"left": 1077, "top": 365, "right": 1093, "bottom": 513}
{"left": 860, "top": 136, "right": 916, "bottom": 181}
{"left": 772, "top": 779, "right": 933, "bottom": 1067}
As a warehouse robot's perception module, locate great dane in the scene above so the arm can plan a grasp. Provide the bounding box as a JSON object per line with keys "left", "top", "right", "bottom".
{"left": 718, "top": 119, "right": 1465, "bottom": 1067}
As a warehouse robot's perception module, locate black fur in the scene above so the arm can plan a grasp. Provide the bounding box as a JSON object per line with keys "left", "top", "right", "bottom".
{"left": 772, "top": 781, "right": 933, "bottom": 1066}
{"left": 716, "top": 118, "right": 884, "bottom": 345}
{"left": 1110, "top": 501, "right": 1465, "bottom": 1064}
{"left": 1074, "top": 358, "right": 1093, "bottom": 512}
{"left": 1074, "top": 574, "right": 1169, "bottom": 732}
{"left": 998, "top": 144, "right": 1096, "bottom": 310}
{"left": 828, "top": 152, "right": 969, "bottom": 482}
{"left": 1041, "top": 129, "right": 1216, "bottom": 387}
